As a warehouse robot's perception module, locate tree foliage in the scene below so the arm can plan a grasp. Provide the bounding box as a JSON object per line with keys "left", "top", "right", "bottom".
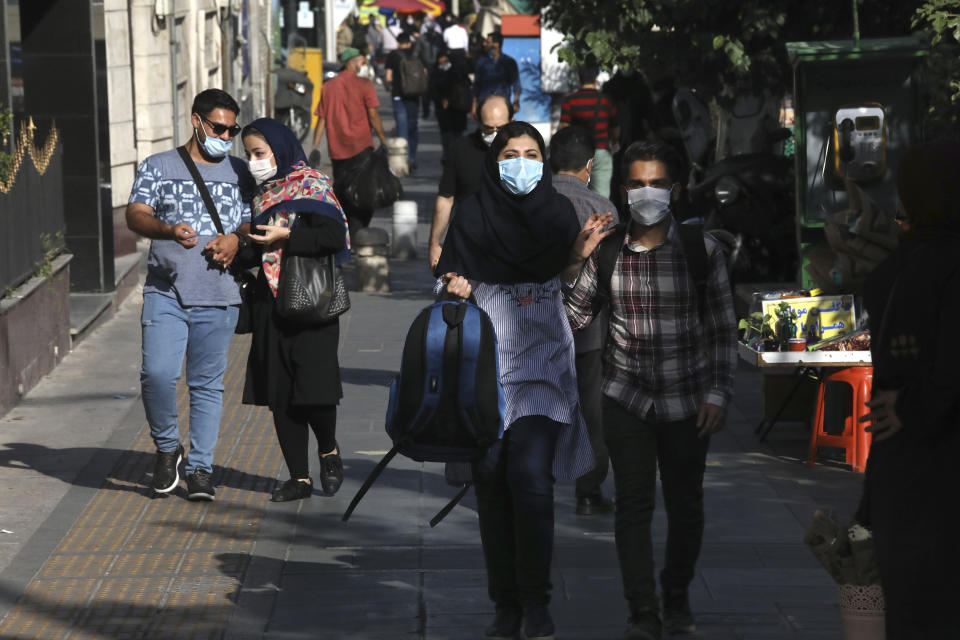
{"left": 912, "top": 0, "right": 960, "bottom": 138}
{"left": 534, "top": 0, "right": 917, "bottom": 104}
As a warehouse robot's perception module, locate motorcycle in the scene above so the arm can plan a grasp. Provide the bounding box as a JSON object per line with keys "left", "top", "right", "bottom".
{"left": 672, "top": 88, "right": 797, "bottom": 285}
{"left": 274, "top": 67, "right": 313, "bottom": 142}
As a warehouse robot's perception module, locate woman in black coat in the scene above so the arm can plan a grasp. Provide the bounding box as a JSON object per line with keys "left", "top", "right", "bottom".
{"left": 237, "top": 118, "right": 350, "bottom": 502}
{"left": 860, "top": 140, "right": 960, "bottom": 638}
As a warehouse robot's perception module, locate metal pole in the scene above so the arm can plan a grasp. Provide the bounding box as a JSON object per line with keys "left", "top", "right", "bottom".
{"left": 325, "top": 0, "right": 336, "bottom": 62}
{"left": 852, "top": 0, "right": 861, "bottom": 47}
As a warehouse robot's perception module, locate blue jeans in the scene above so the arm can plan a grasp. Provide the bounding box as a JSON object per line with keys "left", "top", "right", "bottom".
{"left": 473, "top": 415, "right": 560, "bottom": 607}
{"left": 140, "top": 292, "right": 238, "bottom": 474}
{"left": 392, "top": 96, "right": 420, "bottom": 162}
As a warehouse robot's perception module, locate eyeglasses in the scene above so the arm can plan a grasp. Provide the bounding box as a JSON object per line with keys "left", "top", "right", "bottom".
{"left": 200, "top": 115, "right": 241, "bottom": 138}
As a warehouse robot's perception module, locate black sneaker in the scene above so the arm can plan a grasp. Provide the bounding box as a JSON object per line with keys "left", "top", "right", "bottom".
{"left": 319, "top": 445, "right": 343, "bottom": 496}
{"left": 576, "top": 493, "right": 614, "bottom": 516}
{"left": 271, "top": 478, "right": 313, "bottom": 502}
{"left": 152, "top": 444, "right": 183, "bottom": 494}
{"left": 186, "top": 469, "right": 216, "bottom": 501}
{"left": 662, "top": 590, "right": 695, "bottom": 635}
{"left": 483, "top": 603, "right": 522, "bottom": 640}
{"left": 522, "top": 604, "right": 555, "bottom": 640}
{"left": 626, "top": 605, "right": 662, "bottom": 639}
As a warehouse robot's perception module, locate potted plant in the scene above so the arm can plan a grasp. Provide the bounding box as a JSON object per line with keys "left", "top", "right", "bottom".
{"left": 738, "top": 311, "right": 777, "bottom": 351}
{"left": 804, "top": 510, "right": 885, "bottom": 640}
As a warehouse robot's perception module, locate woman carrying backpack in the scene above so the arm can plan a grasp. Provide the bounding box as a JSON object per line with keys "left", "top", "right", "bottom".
{"left": 436, "top": 121, "right": 614, "bottom": 640}
{"left": 235, "top": 118, "right": 350, "bottom": 502}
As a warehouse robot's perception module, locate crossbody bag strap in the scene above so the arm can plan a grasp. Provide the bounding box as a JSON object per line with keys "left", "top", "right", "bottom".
{"left": 177, "top": 146, "right": 225, "bottom": 235}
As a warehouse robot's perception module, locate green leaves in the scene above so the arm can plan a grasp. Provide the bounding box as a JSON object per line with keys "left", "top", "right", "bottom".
{"left": 534, "top": 0, "right": 917, "bottom": 106}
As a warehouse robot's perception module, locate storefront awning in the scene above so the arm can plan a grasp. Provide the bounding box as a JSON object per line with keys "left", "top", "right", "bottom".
{"left": 372, "top": 0, "right": 446, "bottom": 16}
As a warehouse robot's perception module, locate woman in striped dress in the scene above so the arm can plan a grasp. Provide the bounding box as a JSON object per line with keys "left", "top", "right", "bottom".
{"left": 435, "top": 121, "right": 613, "bottom": 640}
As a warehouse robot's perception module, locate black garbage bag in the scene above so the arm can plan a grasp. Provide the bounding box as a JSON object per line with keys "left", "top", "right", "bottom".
{"left": 337, "top": 146, "right": 403, "bottom": 212}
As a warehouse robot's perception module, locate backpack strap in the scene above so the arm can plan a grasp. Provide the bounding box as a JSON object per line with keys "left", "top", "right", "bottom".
{"left": 456, "top": 303, "right": 481, "bottom": 433}
{"left": 676, "top": 223, "right": 709, "bottom": 320}
{"left": 428, "top": 482, "right": 473, "bottom": 528}
{"left": 592, "top": 223, "right": 627, "bottom": 314}
{"left": 341, "top": 445, "right": 400, "bottom": 521}
{"left": 405, "top": 304, "right": 448, "bottom": 437}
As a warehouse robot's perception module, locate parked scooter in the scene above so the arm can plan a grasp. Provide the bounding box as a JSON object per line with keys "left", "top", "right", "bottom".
{"left": 274, "top": 67, "right": 313, "bottom": 142}
{"left": 672, "top": 88, "right": 797, "bottom": 284}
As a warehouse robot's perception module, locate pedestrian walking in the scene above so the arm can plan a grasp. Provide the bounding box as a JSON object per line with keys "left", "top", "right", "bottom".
{"left": 441, "top": 12, "right": 470, "bottom": 75}
{"left": 385, "top": 32, "right": 427, "bottom": 171}
{"left": 859, "top": 140, "right": 960, "bottom": 640}
{"left": 313, "top": 47, "right": 388, "bottom": 232}
{"left": 549, "top": 125, "right": 618, "bottom": 517}
{"left": 429, "top": 50, "right": 471, "bottom": 162}
{"left": 236, "top": 118, "right": 348, "bottom": 503}
{"left": 436, "top": 121, "right": 606, "bottom": 640}
{"left": 472, "top": 31, "right": 521, "bottom": 118}
{"left": 564, "top": 140, "right": 737, "bottom": 639}
{"left": 428, "top": 93, "right": 512, "bottom": 271}
{"left": 558, "top": 64, "right": 617, "bottom": 199}
{"left": 125, "top": 89, "right": 251, "bottom": 501}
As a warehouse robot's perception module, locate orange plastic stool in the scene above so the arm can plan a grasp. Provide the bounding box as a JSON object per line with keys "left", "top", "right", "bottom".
{"left": 805, "top": 367, "right": 874, "bottom": 472}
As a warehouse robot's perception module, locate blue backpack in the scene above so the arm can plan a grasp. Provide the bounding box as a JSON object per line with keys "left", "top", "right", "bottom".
{"left": 342, "top": 301, "right": 505, "bottom": 525}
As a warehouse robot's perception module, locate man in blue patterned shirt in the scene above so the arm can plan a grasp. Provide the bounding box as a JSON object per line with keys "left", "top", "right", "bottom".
{"left": 125, "top": 89, "right": 251, "bottom": 502}
{"left": 564, "top": 140, "right": 737, "bottom": 639}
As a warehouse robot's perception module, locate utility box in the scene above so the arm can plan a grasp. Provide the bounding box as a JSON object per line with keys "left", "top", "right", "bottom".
{"left": 288, "top": 46, "right": 325, "bottom": 130}
{"left": 786, "top": 37, "right": 927, "bottom": 288}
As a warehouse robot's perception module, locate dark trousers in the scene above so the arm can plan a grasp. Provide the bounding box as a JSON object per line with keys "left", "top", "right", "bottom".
{"left": 473, "top": 415, "right": 560, "bottom": 607}
{"left": 272, "top": 404, "right": 337, "bottom": 479}
{"left": 574, "top": 349, "right": 609, "bottom": 498}
{"left": 603, "top": 397, "right": 709, "bottom": 606}
{"left": 331, "top": 154, "right": 373, "bottom": 232}
{"left": 867, "top": 440, "right": 960, "bottom": 638}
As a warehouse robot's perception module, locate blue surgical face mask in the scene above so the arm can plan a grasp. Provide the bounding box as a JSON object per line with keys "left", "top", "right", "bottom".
{"left": 196, "top": 122, "right": 234, "bottom": 158}
{"left": 498, "top": 157, "right": 543, "bottom": 196}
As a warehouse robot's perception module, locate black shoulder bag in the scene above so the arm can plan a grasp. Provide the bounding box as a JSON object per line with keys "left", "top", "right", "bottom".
{"left": 176, "top": 146, "right": 255, "bottom": 334}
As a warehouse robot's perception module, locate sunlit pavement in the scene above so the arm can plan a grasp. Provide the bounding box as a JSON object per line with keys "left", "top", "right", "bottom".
{"left": 0, "top": 93, "right": 863, "bottom": 639}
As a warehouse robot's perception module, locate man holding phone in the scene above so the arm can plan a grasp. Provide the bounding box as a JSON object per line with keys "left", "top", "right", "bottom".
{"left": 125, "top": 89, "right": 252, "bottom": 502}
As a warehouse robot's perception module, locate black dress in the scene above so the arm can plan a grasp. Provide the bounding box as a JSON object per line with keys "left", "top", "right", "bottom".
{"left": 860, "top": 232, "right": 960, "bottom": 638}
{"left": 240, "top": 214, "right": 346, "bottom": 409}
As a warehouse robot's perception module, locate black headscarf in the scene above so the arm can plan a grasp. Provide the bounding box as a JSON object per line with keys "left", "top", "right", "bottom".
{"left": 436, "top": 122, "right": 581, "bottom": 284}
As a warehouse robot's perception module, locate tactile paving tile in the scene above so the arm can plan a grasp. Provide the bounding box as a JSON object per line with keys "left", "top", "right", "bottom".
{"left": 0, "top": 336, "right": 284, "bottom": 639}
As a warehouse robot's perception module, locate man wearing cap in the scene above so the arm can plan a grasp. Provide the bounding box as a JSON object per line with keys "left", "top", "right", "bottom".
{"left": 313, "top": 47, "right": 388, "bottom": 231}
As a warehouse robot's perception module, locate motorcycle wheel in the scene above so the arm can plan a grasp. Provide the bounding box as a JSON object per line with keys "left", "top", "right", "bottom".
{"left": 281, "top": 106, "right": 311, "bottom": 142}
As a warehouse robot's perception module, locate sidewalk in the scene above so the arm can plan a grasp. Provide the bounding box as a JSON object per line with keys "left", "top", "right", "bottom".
{"left": 0, "top": 104, "right": 865, "bottom": 639}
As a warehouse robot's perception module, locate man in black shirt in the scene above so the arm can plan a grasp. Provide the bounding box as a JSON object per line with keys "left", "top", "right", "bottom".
{"left": 428, "top": 93, "right": 512, "bottom": 271}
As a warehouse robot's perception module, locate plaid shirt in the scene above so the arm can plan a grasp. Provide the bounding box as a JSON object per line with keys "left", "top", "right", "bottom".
{"left": 564, "top": 221, "right": 738, "bottom": 422}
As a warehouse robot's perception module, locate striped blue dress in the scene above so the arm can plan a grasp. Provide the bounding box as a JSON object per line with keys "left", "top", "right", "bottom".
{"left": 436, "top": 277, "right": 595, "bottom": 481}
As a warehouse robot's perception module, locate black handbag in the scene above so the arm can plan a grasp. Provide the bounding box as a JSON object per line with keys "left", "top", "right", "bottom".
{"left": 176, "top": 146, "right": 251, "bottom": 334}
{"left": 276, "top": 254, "right": 350, "bottom": 323}
{"left": 234, "top": 270, "right": 257, "bottom": 334}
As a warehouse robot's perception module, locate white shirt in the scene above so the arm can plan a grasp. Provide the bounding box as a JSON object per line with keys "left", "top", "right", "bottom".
{"left": 443, "top": 24, "right": 469, "bottom": 50}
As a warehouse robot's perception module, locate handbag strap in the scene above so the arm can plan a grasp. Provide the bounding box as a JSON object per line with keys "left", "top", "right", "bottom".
{"left": 177, "top": 145, "right": 225, "bottom": 235}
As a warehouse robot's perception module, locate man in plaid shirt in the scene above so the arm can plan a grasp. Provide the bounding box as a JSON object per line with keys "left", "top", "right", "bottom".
{"left": 564, "top": 140, "right": 737, "bottom": 639}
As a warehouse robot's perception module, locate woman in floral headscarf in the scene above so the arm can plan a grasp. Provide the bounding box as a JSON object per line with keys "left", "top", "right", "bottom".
{"left": 237, "top": 117, "right": 350, "bottom": 502}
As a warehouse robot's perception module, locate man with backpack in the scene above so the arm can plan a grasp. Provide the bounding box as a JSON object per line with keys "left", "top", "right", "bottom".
{"left": 563, "top": 140, "right": 737, "bottom": 640}
{"left": 385, "top": 32, "right": 429, "bottom": 171}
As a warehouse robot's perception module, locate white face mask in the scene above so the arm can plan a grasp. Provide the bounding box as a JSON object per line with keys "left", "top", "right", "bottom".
{"left": 248, "top": 155, "right": 277, "bottom": 184}
{"left": 357, "top": 63, "right": 375, "bottom": 80}
{"left": 627, "top": 186, "right": 672, "bottom": 226}
{"left": 481, "top": 131, "right": 497, "bottom": 146}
